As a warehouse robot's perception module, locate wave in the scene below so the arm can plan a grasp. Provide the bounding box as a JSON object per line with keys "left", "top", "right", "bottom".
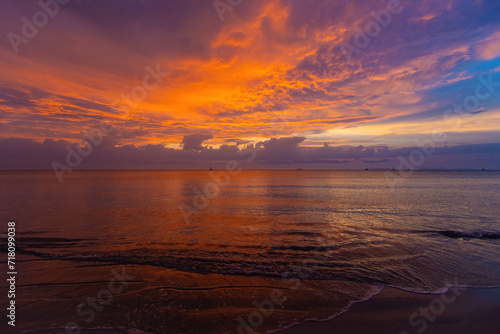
{"left": 14, "top": 246, "right": 332, "bottom": 279}
{"left": 408, "top": 229, "right": 500, "bottom": 240}
{"left": 8, "top": 245, "right": 467, "bottom": 294}
{"left": 437, "top": 230, "right": 500, "bottom": 239}
{"left": 8, "top": 233, "right": 500, "bottom": 295}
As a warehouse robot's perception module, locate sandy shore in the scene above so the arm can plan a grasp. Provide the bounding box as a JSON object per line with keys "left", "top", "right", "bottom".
{"left": 278, "top": 286, "right": 500, "bottom": 334}
{"left": 5, "top": 253, "right": 500, "bottom": 334}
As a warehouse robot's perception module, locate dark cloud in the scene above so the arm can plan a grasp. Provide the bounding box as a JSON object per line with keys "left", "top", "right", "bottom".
{"left": 0, "top": 86, "right": 51, "bottom": 109}
{"left": 181, "top": 133, "right": 214, "bottom": 151}
{"left": 0, "top": 85, "right": 118, "bottom": 117}
{"left": 2, "top": 136, "right": 499, "bottom": 171}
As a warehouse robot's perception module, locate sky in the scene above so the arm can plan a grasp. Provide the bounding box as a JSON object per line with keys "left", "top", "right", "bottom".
{"left": 0, "top": 0, "right": 500, "bottom": 170}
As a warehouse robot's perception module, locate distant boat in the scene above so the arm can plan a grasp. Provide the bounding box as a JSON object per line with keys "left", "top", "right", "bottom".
{"left": 209, "top": 161, "right": 213, "bottom": 171}
{"left": 365, "top": 163, "right": 368, "bottom": 170}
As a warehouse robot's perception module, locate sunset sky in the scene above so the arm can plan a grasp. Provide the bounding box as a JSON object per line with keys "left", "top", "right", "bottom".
{"left": 1, "top": 0, "right": 500, "bottom": 170}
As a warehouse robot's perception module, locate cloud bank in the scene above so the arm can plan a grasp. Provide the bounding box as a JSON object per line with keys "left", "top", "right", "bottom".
{"left": 1, "top": 135, "right": 498, "bottom": 171}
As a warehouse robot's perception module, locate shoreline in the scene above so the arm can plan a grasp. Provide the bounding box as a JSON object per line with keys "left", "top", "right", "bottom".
{"left": 19, "top": 285, "right": 500, "bottom": 334}
{"left": 277, "top": 286, "right": 500, "bottom": 334}
{"left": 5, "top": 253, "right": 500, "bottom": 334}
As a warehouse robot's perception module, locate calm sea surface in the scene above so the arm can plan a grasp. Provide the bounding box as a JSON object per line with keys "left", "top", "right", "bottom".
{"left": 1, "top": 170, "right": 499, "bottom": 333}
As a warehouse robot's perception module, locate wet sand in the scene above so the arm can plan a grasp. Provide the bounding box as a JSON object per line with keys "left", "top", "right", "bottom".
{"left": 279, "top": 286, "right": 500, "bottom": 334}
{"left": 4, "top": 254, "right": 500, "bottom": 334}
{"left": 2, "top": 254, "right": 379, "bottom": 334}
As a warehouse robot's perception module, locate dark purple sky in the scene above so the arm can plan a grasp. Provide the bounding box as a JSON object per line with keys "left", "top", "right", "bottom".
{"left": 1, "top": 0, "right": 500, "bottom": 170}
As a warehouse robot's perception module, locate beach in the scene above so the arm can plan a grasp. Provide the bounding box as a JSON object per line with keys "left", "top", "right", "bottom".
{"left": 5, "top": 252, "right": 500, "bottom": 334}
{"left": 1, "top": 170, "right": 499, "bottom": 333}
{"left": 280, "top": 287, "right": 500, "bottom": 334}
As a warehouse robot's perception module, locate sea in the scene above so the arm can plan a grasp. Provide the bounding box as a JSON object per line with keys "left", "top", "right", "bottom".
{"left": 1, "top": 170, "right": 499, "bottom": 333}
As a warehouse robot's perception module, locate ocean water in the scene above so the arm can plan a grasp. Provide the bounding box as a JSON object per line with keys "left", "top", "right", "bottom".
{"left": 1, "top": 170, "right": 500, "bottom": 333}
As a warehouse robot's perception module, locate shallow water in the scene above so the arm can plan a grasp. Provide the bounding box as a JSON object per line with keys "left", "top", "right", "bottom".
{"left": 1, "top": 170, "right": 499, "bottom": 333}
